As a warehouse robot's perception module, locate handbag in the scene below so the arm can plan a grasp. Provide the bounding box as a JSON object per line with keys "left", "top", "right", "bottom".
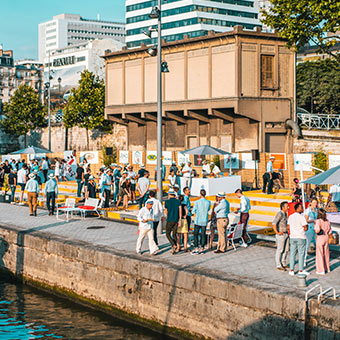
{"left": 316, "top": 229, "right": 324, "bottom": 236}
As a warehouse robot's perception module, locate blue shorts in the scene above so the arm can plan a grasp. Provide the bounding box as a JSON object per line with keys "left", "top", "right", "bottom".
{"left": 19, "top": 183, "right": 25, "bottom": 191}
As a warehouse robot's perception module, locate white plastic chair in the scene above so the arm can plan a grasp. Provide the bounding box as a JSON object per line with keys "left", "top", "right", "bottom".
{"left": 56, "top": 198, "right": 79, "bottom": 221}
{"left": 227, "top": 223, "right": 244, "bottom": 251}
{"left": 78, "top": 198, "right": 101, "bottom": 219}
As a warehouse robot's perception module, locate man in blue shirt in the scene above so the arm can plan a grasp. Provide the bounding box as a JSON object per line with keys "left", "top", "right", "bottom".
{"left": 192, "top": 189, "right": 211, "bottom": 254}
{"left": 214, "top": 192, "right": 230, "bottom": 254}
{"left": 113, "top": 165, "right": 122, "bottom": 203}
{"left": 183, "top": 186, "right": 192, "bottom": 227}
{"left": 44, "top": 173, "right": 58, "bottom": 215}
{"left": 235, "top": 189, "right": 252, "bottom": 247}
{"left": 25, "top": 173, "right": 40, "bottom": 216}
{"left": 41, "top": 157, "right": 49, "bottom": 183}
{"left": 263, "top": 156, "right": 275, "bottom": 195}
{"left": 103, "top": 169, "right": 113, "bottom": 208}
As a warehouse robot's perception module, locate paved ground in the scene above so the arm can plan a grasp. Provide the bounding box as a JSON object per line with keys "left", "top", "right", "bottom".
{"left": 0, "top": 203, "right": 339, "bottom": 298}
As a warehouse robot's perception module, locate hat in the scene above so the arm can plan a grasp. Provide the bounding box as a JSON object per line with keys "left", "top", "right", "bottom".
{"left": 146, "top": 200, "right": 154, "bottom": 205}
{"left": 29, "top": 173, "right": 35, "bottom": 179}
{"left": 174, "top": 184, "right": 180, "bottom": 189}
{"left": 270, "top": 156, "right": 275, "bottom": 159}
{"left": 172, "top": 161, "right": 176, "bottom": 165}
{"left": 217, "top": 191, "right": 226, "bottom": 198}
{"left": 123, "top": 171, "right": 128, "bottom": 174}
{"left": 168, "top": 189, "right": 176, "bottom": 195}
{"left": 140, "top": 164, "right": 145, "bottom": 168}
{"left": 187, "top": 161, "right": 192, "bottom": 164}
{"left": 111, "top": 163, "right": 117, "bottom": 167}
{"left": 12, "top": 169, "right": 17, "bottom": 173}
{"left": 79, "top": 162, "right": 84, "bottom": 166}
{"left": 48, "top": 173, "right": 55, "bottom": 178}
{"left": 210, "top": 162, "right": 214, "bottom": 165}
{"left": 89, "top": 175, "right": 95, "bottom": 180}
{"left": 203, "top": 160, "right": 208, "bottom": 164}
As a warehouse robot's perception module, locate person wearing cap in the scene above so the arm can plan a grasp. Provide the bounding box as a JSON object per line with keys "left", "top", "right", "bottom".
{"left": 8, "top": 168, "right": 17, "bottom": 204}
{"left": 113, "top": 165, "right": 122, "bottom": 203}
{"left": 87, "top": 175, "right": 97, "bottom": 199}
{"left": 136, "top": 199, "right": 159, "bottom": 255}
{"left": 41, "top": 157, "right": 49, "bottom": 183}
{"left": 235, "top": 189, "right": 251, "bottom": 247}
{"left": 181, "top": 161, "right": 193, "bottom": 190}
{"left": 116, "top": 172, "right": 131, "bottom": 210}
{"left": 173, "top": 184, "right": 180, "bottom": 197}
{"left": 214, "top": 192, "right": 230, "bottom": 253}
{"left": 127, "top": 165, "right": 137, "bottom": 204}
{"left": 211, "top": 162, "right": 222, "bottom": 178}
{"left": 164, "top": 189, "right": 182, "bottom": 254}
{"left": 138, "top": 164, "right": 147, "bottom": 179}
{"left": 169, "top": 162, "right": 179, "bottom": 177}
{"left": 76, "top": 162, "right": 85, "bottom": 198}
{"left": 191, "top": 189, "right": 211, "bottom": 254}
{"left": 263, "top": 156, "right": 275, "bottom": 195}
{"left": 202, "top": 160, "right": 210, "bottom": 178}
{"left": 25, "top": 173, "right": 40, "bottom": 216}
{"left": 102, "top": 168, "right": 113, "bottom": 208}
{"left": 148, "top": 190, "right": 164, "bottom": 245}
{"left": 137, "top": 171, "right": 150, "bottom": 209}
{"left": 44, "top": 173, "right": 59, "bottom": 215}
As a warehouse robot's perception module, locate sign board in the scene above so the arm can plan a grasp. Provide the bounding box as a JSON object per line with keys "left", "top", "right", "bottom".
{"left": 132, "top": 151, "right": 143, "bottom": 165}
{"left": 294, "top": 153, "right": 312, "bottom": 171}
{"left": 329, "top": 155, "right": 340, "bottom": 169}
{"left": 177, "top": 152, "right": 190, "bottom": 166}
{"left": 163, "top": 151, "right": 172, "bottom": 166}
{"left": 1, "top": 154, "right": 21, "bottom": 162}
{"left": 269, "top": 153, "right": 286, "bottom": 170}
{"left": 119, "top": 150, "right": 129, "bottom": 164}
{"left": 224, "top": 153, "right": 240, "bottom": 169}
{"left": 241, "top": 153, "right": 256, "bottom": 169}
{"left": 146, "top": 151, "right": 157, "bottom": 165}
{"left": 64, "top": 150, "right": 77, "bottom": 180}
{"left": 80, "top": 151, "right": 99, "bottom": 164}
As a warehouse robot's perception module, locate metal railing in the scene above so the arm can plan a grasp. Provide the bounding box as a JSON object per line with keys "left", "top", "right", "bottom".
{"left": 298, "top": 112, "right": 340, "bottom": 130}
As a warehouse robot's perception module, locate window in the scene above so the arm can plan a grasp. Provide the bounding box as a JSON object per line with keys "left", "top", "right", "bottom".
{"left": 261, "top": 55, "right": 274, "bottom": 89}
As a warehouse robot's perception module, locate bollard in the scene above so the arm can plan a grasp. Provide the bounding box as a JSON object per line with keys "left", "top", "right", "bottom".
{"left": 297, "top": 274, "right": 307, "bottom": 288}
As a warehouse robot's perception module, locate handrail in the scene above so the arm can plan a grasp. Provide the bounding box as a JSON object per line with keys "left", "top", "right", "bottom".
{"left": 317, "top": 287, "right": 336, "bottom": 304}
{"left": 298, "top": 112, "right": 340, "bottom": 130}
{"left": 305, "top": 284, "right": 322, "bottom": 302}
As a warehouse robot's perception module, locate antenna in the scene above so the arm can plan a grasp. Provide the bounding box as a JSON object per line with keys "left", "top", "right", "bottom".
{"left": 97, "top": 13, "right": 100, "bottom": 21}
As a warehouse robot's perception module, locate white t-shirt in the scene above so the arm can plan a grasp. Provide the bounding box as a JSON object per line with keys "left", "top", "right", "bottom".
{"left": 288, "top": 212, "right": 307, "bottom": 239}
{"left": 330, "top": 184, "right": 340, "bottom": 202}
{"left": 55, "top": 161, "right": 60, "bottom": 176}
{"left": 128, "top": 171, "right": 137, "bottom": 184}
{"left": 182, "top": 165, "right": 192, "bottom": 178}
{"left": 17, "top": 168, "right": 27, "bottom": 184}
{"left": 212, "top": 165, "right": 221, "bottom": 175}
{"left": 138, "top": 177, "right": 150, "bottom": 195}
{"left": 202, "top": 164, "right": 210, "bottom": 174}
{"left": 168, "top": 174, "right": 177, "bottom": 186}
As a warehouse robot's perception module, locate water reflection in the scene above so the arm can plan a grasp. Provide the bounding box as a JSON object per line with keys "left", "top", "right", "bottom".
{"left": 0, "top": 280, "right": 176, "bottom": 340}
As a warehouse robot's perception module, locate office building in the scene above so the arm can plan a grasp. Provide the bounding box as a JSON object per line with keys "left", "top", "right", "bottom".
{"left": 126, "top": 0, "right": 261, "bottom": 48}
{"left": 0, "top": 49, "right": 15, "bottom": 107}
{"left": 38, "top": 13, "right": 126, "bottom": 61}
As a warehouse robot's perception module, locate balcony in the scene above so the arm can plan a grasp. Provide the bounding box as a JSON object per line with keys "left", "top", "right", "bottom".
{"left": 298, "top": 112, "right": 340, "bottom": 130}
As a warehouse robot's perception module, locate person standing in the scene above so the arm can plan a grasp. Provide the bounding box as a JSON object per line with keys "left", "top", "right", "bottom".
{"left": 8, "top": 168, "right": 17, "bottom": 204}
{"left": 191, "top": 189, "right": 211, "bottom": 255}
{"left": 263, "top": 156, "right": 275, "bottom": 194}
{"left": 168, "top": 169, "right": 177, "bottom": 190}
{"left": 181, "top": 161, "right": 193, "bottom": 190}
{"left": 137, "top": 171, "right": 150, "bottom": 209}
{"left": 328, "top": 183, "right": 340, "bottom": 211}
{"left": 127, "top": 165, "right": 137, "bottom": 204}
{"left": 76, "top": 163, "right": 85, "bottom": 198}
{"left": 44, "top": 173, "right": 58, "bottom": 216}
{"left": 235, "top": 189, "right": 251, "bottom": 247}
{"left": 169, "top": 162, "right": 179, "bottom": 177}
{"left": 87, "top": 176, "right": 97, "bottom": 199}
{"left": 54, "top": 158, "right": 61, "bottom": 182}
{"left": 17, "top": 164, "right": 27, "bottom": 205}
{"left": 304, "top": 198, "right": 318, "bottom": 266}
{"left": 183, "top": 187, "right": 192, "bottom": 228}
{"left": 148, "top": 190, "right": 164, "bottom": 246}
{"left": 25, "top": 173, "right": 40, "bottom": 216}
{"left": 164, "top": 190, "right": 182, "bottom": 254}
{"left": 211, "top": 162, "right": 221, "bottom": 178}
{"left": 202, "top": 160, "right": 210, "bottom": 177}
{"left": 214, "top": 192, "right": 230, "bottom": 254}
{"left": 177, "top": 195, "right": 189, "bottom": 252}
{"left": 287, "top": 202, "right": 309, "bottom": 276}
{"left": 314, "top": 209, "right": 332, "bottom": 275}
{"left": 136, "top": 200, "right": 159, "bottom": 255}
{"left": 41, "top": 157, "right": 49, "bottom": 183}
{"left": 113, "top": 165, "right": 122, "bottom": 203}
{"left": 102, "top": 169, "right": 113, "bottom": 208}
{"left": 272, "top": 201, "right": 290, "bottom": 271}
{"left": 137, "top": 164, "right": 147, "bottom": 179}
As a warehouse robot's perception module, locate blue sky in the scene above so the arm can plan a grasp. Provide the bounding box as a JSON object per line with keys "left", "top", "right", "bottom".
{"left": 0, "top": 0, "right": 125, "bottom": 60}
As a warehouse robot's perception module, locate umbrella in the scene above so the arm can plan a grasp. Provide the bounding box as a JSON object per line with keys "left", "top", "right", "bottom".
{"left": 182, "top": 145, "right": 230, "bottom": 156}
{"left": 11, "top": 146, "right": 51, "bottom": 155}
{"left": 302, "top": 165, "right": 340, "bottom": 185}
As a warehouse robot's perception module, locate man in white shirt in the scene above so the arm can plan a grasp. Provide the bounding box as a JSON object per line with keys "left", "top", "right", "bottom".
{"left": 17, "top": 164, "right": 28, "bottom": 205}
{"left": 137, "top": 171, "right": 150, "bottom": 209}
{"left": 328, "top": 183, "right": 340, "bottom": 211}
{"left": 136, "top": 200, "right": 159, "bottom": 255}
{"left": 148, "top": 190, "right": 164, "bottom": 245}
{"left": 263, "top": 156, "right": 275, "bottom": 195}
{"left": 211, "top": 162, "right": 221, "bottom": 177}
{"left": 235, "top": 189, "right": 251, "bottom": 247}
{"left": 202, "top": 160, "right": 210, "bottom": 177}
{"left": 181, "top": 161, "right": 193, "bottom": 190}
{"left": 287, "top": 202, "right": 309, "bottom": 276}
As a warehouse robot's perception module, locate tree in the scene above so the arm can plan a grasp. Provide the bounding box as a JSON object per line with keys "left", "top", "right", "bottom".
{"left": 63, "top": 70, "right": 111, "bottom": 149}
{"left": 262, "top": 0, "right": 340, "bottom": 63}
{"left": 297, "top": 59, "right": 340, "bottom": 114}
{"left": 1, "top": 84, "right": 46, "bottom": 146}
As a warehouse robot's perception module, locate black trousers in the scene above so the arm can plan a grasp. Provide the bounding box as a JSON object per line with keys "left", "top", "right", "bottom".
{"left": 46, "top": 192, "right": 56, "bottom": 214}
{"left": 104, "top": 189, "right": 111, "bottom": 208}
{"left": 194, "top": 224, "right": 207, "bottom": 248}
{"left": 165, "top": 221, "right": 178, "bottom": 247}
{"left": 43, "top": 169, "right": 48, "bottom": 183}
{"left": 263, "top": 172, "right": 273, "bottom": 194}
{"left": 153, "top": 221, "right": 160, "bottom": 245}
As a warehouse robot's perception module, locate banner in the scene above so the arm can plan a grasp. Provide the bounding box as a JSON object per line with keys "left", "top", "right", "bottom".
{"left": 163, "top": 151, "right": 172, "bottom": 166}
{"left": 329, "top": 155, "right": 340, "bottom": 169}
{"left": 194, "top": 155, "right": 206, "bottom": 167}
{"left": 269, "top": 153, "right": 286, "bottom": 170}
{"left": 177, "top": 152, "right": 190, "bottom": 166}
{"left": 119, "top": 150, "right": 129, "bottom": 164}
{"left": 241, "top": 153, "right": 256, "bottom": 169}
{"left": 146, "top": 151, "right": 157, "bottom": 165}
{"left": 294, "top": 153, "right": 312, "bottom": 171}
{"left": 27, "top": 153, "right": 46, "bottom": 161}
{"left": 132, "top": 151, "right": 143, "bottom": 165}
{"left": 64, "top": 150, "right": 77, "bottom": 180}
{"left": 1, "top": 154, "right": 21, "bottom": 162}
{"left": 80, "top": 151, "right": 99, "bottom": 164}
{"left": 224, "top": 153, "right": 239, "bottom": 169}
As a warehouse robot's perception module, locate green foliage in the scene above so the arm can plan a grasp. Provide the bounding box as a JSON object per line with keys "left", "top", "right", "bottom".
{"left": 63, "top": 70, "right": 112, "bottom": 136}
{"left": 212, "top": 155, "right": 220, "bottom": 168}
{"left": 262, "top": 0, "right": 340, "bottom": 62}
{"left": 102, "top": 144, "right": 117, "bottom": 167}
{"left": 313, "top": 148, "right": 327, "bottom": 174}
{"left": 297, "top": 59, "right": 340, "bottom": 114}
{"left": 2, "top": 174, "right": 10, "bottom": 193}
{"left": 1, "top": 84, "right": 46, "bottom": 141}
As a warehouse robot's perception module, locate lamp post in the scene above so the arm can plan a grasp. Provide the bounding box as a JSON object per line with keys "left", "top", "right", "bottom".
{"left": 48, "top": 51, "right": 51, "bottom": 152}
{"left": 57, "top": 77, "right": 62, "bottom": 102}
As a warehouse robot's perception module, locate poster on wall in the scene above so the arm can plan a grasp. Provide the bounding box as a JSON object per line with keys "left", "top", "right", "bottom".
{"left": 223, "top": 153, "right": 240, "bottom": 169}
{"left": 269, "top": 153, "right": 287, "bottom": 170}
{"left": 64, "top": 150, "right": 77, "bottom": 180}
{"left": 1, "top": 154, "right": 21, "bottom": 162}
{"left": 294, "top": 153, "right": 312, "bottom": 171}
{"left": 146, "top": 151, "right": 157, "bottom": 165}
{"left": 241, "top": 153, "right": 256, "bottom": 169}
{"left": 119, "top": 150, "right": 129, "bottom": 164}
{"left": 27, "top": 153, "right": 46, "bottom": 161}
{"left": 163, "top": 151, "right": 172, "bottom": 166}
{"left": 80, "top": 151, "right": 99, "bottom": 164}
{"left": 329, "top": 155, "right": 340, "bottom": 169}
{"left": 177, "top": 152, "right": 190, "bottom": 166}
{"left": 132, "top": 151, "right": 143, "bottom": 165}
{"left": 194, "top": 155, "right": 206, "bottom": 167}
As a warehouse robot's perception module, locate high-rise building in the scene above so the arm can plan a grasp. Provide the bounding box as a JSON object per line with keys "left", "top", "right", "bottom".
{"left": 0, "top": 49, "right": 15, "bottom": 106}
{"left": 254, "top": 0, "right": 272, "bottom": 32}
{"left": 38, "top": 13, "right": 126, "bottom": 61}
{"left": 126, "top": 0, "right": 261, "bottom": 48}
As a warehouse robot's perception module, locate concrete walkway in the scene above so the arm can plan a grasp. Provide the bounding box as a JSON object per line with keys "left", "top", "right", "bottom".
{"left": 0, "top": 203, "right": 339, "bottom": 297}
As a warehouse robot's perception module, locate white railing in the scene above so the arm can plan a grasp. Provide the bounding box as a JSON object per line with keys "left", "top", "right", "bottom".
{"left": 298, "top": 112, "right": 340, "bottom": 130}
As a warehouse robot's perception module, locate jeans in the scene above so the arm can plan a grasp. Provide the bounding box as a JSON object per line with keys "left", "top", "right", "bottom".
{"left": 194, "top": 224, "right": 207, "bottom": 248}
{"left": 275, "top": 233, "right": 289, "bottom": 267}
{"left": 305, "top": 226, "right": 316, "bottom": 265}
{"left": 42, "top": 169, "right": 48, "bottom": 183}
{"left": 104, "top": 189, "right": 111, "bottom": 208}
{"left": 10, "top": 185, "right": 16, "bottom": 202}
{"left": 77, "top": 179, "right": 83, "bottom": 198}
{"left": 263, "top": 173, "right": 273, "bottom": 194}
{"left": 165, "top": 221, "right": 178, "bottom": 247}
{"left": 289, "top": 238, "right": 306, "bottom": 272}
{"left": 153, "top": 221, "right": 160, "bottom": 245}
{"left": 46, "top": 192, "right": 56, "bottom": 214}
{"left": 138, "top": 192, "right": 149, "bottom": 209}
{"left": 113, "top": 181, "right": 119, "bottom": 202}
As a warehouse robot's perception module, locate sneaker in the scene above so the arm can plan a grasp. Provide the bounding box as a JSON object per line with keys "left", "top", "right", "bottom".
{"left": 289, "top": 271, "right": 295, "bottom": 276}
{"left": 299, "top": 270, "right": 310, "bottom": 276}
{"left": 18, "top": 202, "right": 25, "bottom": 206}
{"left": 316, "top": 272, "right": 325, "bottom": 275}
{"left": 128, "top": 201, "right": 132, "bottom": 204}
{"left": 240, "top": 242, "right": 248, "bottom": 248}
{"left": 276, "top": 266, "right": 286, "bottom": 272}
{"left": 191, "top": 250, "right": 199, "bottom": 255}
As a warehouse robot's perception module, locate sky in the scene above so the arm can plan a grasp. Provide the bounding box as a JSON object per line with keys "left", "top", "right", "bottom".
{"left": 0, "top": 0, "right": 125, "bottom": 60}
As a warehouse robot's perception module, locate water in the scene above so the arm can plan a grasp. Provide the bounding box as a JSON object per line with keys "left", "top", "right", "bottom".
{"left": 0, "top": 279, "right": 176, "bottom": 340}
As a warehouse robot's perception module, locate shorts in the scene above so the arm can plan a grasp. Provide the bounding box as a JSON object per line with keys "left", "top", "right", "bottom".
{"left": 119, "top": 188, "right": 128, "bottom": 198}
{"left": 131, "top": 183, "right": 136, "bottom": 191}
{"left": 177, "top": 218, "right": 188, "bottom": 233}
{"left": 19, "top": 183, "right": 25, "bottom": 191}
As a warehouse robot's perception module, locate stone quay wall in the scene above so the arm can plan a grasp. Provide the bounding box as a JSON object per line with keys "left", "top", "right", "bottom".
{"left": 0, "top": 224, "right": 339, "bottom": 340}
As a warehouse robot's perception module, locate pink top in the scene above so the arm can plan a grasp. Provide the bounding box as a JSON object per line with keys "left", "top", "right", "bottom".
{"left": 314, "top": 219, "right": 331, "bottom": 236}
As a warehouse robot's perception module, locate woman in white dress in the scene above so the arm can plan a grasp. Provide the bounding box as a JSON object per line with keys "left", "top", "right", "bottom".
{"left": 54, "top": 158, "right": 61, "bottom": 181}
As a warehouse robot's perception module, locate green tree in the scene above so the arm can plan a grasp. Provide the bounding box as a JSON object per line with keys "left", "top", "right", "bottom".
{"left": 1, "top": 84, "right": 46, "bottom": 146}
{"left": 63, "top": 70, "right": 111, "bottom": 149}
{"left": 262, "top": 0, "right": 340, "bottom": 63}
{"left": 297, "top": 59, "right": 340, "bottom": 114}
{"left": 313, "top": 148, "right": 327, "bottom": 175}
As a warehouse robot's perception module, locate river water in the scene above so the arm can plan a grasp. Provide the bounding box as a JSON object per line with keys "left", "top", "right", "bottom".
{"left": 0, "top": 279, "right": 176, "bottom": 340}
